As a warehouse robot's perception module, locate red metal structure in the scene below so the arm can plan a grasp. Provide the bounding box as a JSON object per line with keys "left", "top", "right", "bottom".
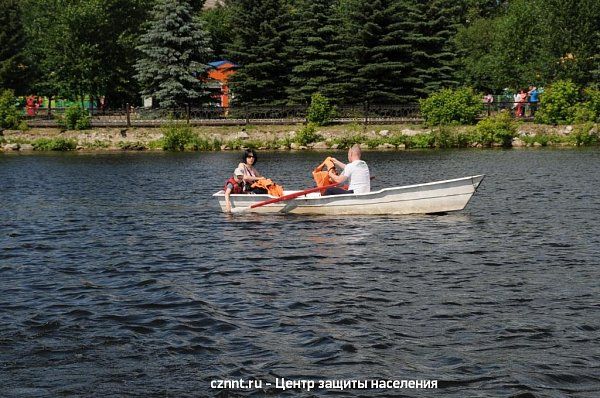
{"left": 205, "top": 60, "right": 237, "bottom": 108}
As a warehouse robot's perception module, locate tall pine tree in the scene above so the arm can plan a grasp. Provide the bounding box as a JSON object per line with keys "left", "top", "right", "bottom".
{"left": 327, "top": 0, "right": 365, "bottom": 104}
{"left": 286, "top": 0, "right": 343, "bottom": 104}
{"left": 225, "top": 0, "right": 290, "bottom": 106}
{"left": 346, "top": 0, "right": 414, "bottom": 104}
{"left": 407, "top": 0, "right": 462, "bottom": 96}
{"left": 135, "top": 0, "right": 212, "bottom": 108}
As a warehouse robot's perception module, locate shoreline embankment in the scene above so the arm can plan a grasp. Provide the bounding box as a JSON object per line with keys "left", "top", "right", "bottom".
{"left": 1, "top": 123, "right": 598, "bottom": 152}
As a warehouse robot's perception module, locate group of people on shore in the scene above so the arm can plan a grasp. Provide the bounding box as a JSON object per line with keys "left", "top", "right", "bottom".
{"left": 483, "top": 86, "right": 539, "bottom": 117}
{"left": 513, "top": 86, "right": 539, "bottom": 117}
{"left": 223, "top": 144, "right": 370, "bottom": 212}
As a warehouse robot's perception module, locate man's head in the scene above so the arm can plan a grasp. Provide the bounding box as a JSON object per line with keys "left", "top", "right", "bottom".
{"left": 348, "top": 144, "right": 362, "bottom": 162}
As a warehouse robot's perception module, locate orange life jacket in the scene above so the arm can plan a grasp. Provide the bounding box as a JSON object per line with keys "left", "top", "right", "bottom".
{"left": 313, "top": 157, "right": 349, "bottom": 191}
{"left": 312, "top": 157, "right": 336, "bottom": 187}
{"left": 251, "top": 178, "right": 284, "bottom": 197}
{"left": 224, "top": 177, "right": 244, "bottom": 194}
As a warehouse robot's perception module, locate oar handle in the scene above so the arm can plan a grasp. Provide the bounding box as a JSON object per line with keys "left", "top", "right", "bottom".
{"left": 249, "top": 182, "right": 339, "bottom": 209}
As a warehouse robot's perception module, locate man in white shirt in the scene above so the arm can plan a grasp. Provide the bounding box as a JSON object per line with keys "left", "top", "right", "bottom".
{"left": 325, "top": 144, "right": 370, "bottom": 195}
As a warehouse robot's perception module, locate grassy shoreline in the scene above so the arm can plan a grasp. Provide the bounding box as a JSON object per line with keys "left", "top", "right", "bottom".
{"left": 1, "top": 122, "right": 598, "bottom": 152}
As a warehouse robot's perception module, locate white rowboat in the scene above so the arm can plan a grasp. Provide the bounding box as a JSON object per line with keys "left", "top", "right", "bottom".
{"left": 214, "top": 175, "right": 485, "bottom": 215}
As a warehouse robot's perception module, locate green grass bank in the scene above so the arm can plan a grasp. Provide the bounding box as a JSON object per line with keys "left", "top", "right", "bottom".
{"left": 1, "top": 121, "right": 598, "bottom": 152}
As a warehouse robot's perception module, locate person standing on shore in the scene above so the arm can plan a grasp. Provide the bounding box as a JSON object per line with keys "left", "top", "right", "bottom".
{"left": 528, "top": 86, "right": 539, "bottom": 117}
{"left": 515, "top": 89, "right": 527, "bottom": 117}
{"left": 483, "top": 93, "right": 494, "bottom": 115}
{"left": 324, "top": 144, "right": 370, "bottom": 195}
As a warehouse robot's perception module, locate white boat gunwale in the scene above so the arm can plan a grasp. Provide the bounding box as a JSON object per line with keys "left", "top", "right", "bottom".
{"left": 213, "top": 174, "right": 485, "bottom": 215}
{"left": 213, "top": 175, "right": 485, "bottom": 199}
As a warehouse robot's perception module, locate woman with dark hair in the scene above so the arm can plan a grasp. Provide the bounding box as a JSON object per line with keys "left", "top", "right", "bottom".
{"left": 237, "top": 149, "right": 267, "bottom": 194}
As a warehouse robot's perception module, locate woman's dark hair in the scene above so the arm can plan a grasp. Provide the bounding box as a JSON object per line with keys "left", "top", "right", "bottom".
{"left": 242, "top": 149, "right": 258, "bottom": 164}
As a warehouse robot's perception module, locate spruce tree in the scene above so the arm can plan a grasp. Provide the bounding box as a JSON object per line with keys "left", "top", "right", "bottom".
{"left": 346, "top": 0, "right": 414, "bottom": 104}
{"left": 0, "top": 0, "right": 29, "bottom": 94}
{"left": 328, "top": 0, "right": 364, "bottom": 104}
{"left": 286, "top": 0, "right": 343, "bottom": 104}
{"left": 135, "top": 0, "right": 212, "bottom": 108}
{"left": 225, "top": 0, "right": 290, "bottom": 106}
{"left": 407, "top": 0, "right": 462, "bottom": 96}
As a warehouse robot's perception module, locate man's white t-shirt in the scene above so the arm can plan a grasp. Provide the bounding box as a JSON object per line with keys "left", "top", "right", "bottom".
{"left": 342, "top": 160, "right": 370, "bottom": 194}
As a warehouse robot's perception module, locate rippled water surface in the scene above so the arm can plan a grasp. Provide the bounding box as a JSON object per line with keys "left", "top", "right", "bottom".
{"left": 1, "top": 149, "right": 599, "bottom": 397}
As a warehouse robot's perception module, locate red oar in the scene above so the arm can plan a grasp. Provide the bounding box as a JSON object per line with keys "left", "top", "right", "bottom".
{"left": 251, "top": 182, "right": 339, "bottom": 208}
{"left": 232, "top": 182, "right": 339, "bottom": 213}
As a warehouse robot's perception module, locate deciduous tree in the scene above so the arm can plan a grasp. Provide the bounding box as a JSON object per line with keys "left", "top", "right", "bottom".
{"left": 23, "top": 0, "right": 152, "bottom": 106}
{"left": 0, "top": 0, "right": 30, "bottom": 94}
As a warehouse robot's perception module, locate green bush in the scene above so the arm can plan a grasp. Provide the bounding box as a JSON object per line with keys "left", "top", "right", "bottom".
{"left": 225, "top": 138, "right": 244, "bottom": 150}
{"left": 184, "top": 135, "right": 222, "bottom": 151}
{"left": 306, "top": 93, "right": 335, "bottom": 126}
{"left": 455, "top": 129, "right": 474, "bottom": 148}
{"left": 365, "top": 137, "right": 385, "bottom": 148}
{"left": 474, "top": 111, "right": 518, "bottom": 147}
{"left": 409, "top": 133, "right": 435, "bottom": 149}
{"left": 519, "top": 132, "right": 566, "bottom": 146}
{"left": 573, "top": 104, "right": 596, "bottom": 123}
{"left": 535, "top": 80, "right": 580, "bottom": 124}
{"left": 161, "top": 121, "right": 196, "bottom": 151}
{"left": 0, "top": 89, "right": 22, "bottom": 129}
{"left": 58, "top": 105, "right": 91, "bottom": 130}
{"left": 534, "top": 134, "right": 550, "bottom": 146}
{"left": 419, "top": 87, "right": 483, "bottom": 126}
{"left": 148, "top": 139, "right": 164, "bottom": 149}
{"left": 426, "top": 126, "right": 472, "bottom": 148}
{"left": 32, "top": 137, "right": 77, "bottom": 151}
{"left": 331, "top": 133, "right": 366, "bottom": 149}
{"left": 3, "top": 137, "right": 30, "bottom": 145}
{"left": 577, "top": 86, "right": 600, "bottom": 122}
{"left": 87, "top": 140, "right": 109, "bottom": 149}
{"left": 384, "top": 133, "right": 409, "bottom": 148}
{"left": 277, "top": 136, "right": 292, "bottom": 149}
{"left": 294, "top": 123, "right": 322, "bottom": 146}
{"left": 568, "top": 123, "right": 598, "bottom": 146}
{"left": 118, "top": 141, "right": 146, "bottom": 150}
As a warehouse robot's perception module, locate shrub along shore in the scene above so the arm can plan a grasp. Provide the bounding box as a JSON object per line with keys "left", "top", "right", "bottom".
{"left": 1, "top": 119, "right": 598, "bottom": 153}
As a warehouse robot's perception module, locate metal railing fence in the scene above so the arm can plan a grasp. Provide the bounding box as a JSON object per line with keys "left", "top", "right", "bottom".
{"left": 22, "top": 102, "right": 547, "bottom": 128}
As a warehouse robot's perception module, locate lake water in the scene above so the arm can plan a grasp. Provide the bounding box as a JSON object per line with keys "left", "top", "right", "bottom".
{"left": 1, "top": 149, "right": 599, "bottom": 397}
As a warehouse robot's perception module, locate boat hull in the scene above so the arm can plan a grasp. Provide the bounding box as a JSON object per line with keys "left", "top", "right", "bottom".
{"left": 214, "top": 175, "right": 484, "bottom": 215}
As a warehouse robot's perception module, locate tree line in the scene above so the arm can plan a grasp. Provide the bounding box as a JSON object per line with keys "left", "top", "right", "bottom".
{"left": 0, "top": 0, "right": 598, "bottom": 109}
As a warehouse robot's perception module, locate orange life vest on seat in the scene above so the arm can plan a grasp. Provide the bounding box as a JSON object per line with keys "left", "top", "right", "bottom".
{"left": 251, "top": 178, "right": 284, "bottom": 197}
